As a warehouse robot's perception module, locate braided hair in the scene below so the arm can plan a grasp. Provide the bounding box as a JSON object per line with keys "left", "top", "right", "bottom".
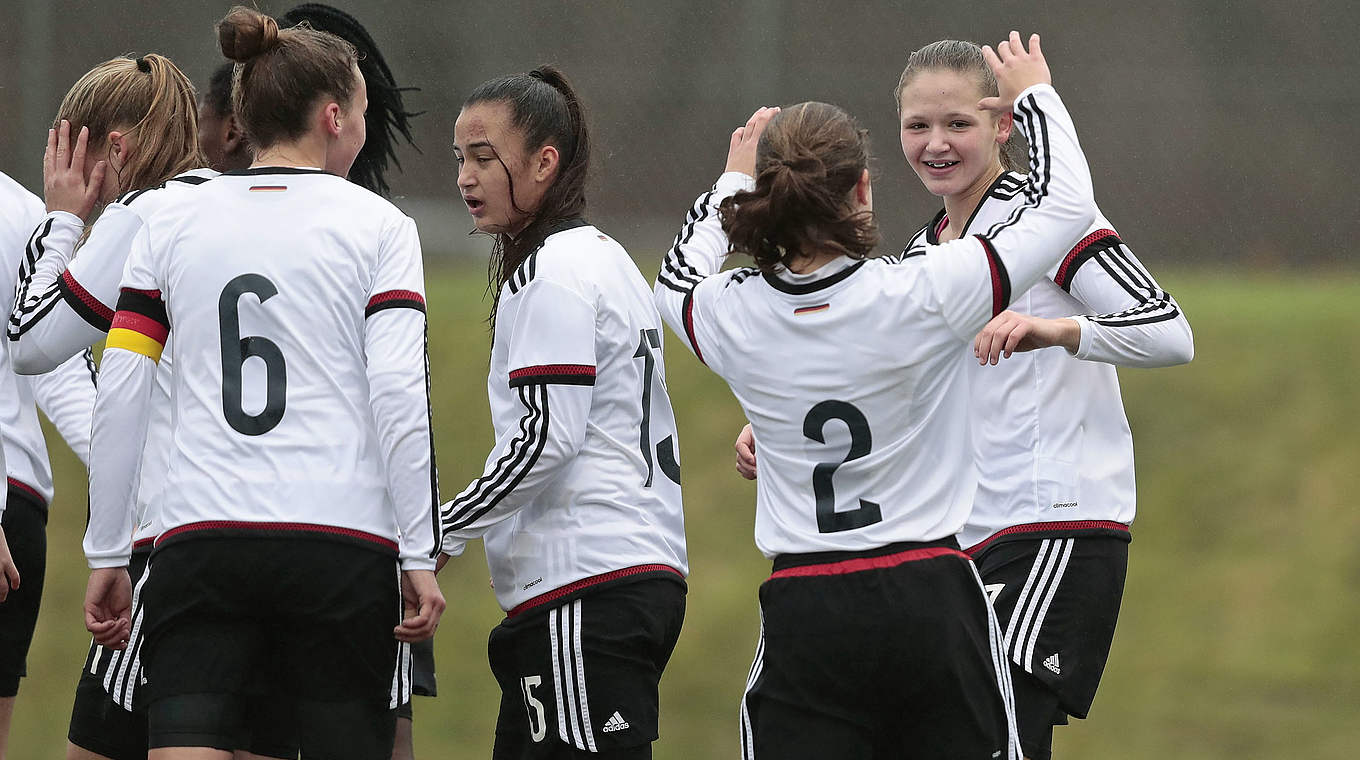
{"left": 279, "top": 3, "right": 420, "bottom": 197}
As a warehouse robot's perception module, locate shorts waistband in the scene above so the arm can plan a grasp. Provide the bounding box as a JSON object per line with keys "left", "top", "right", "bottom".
{"left": 507, "top": 564, "right": 685, "bottom": 619}
{"left": 7, "top": 478, "right": 46, "bottom": 509}
{"left": 770, "top": 537, "right": 966, "bottom": 579}
{"left": 156, "top": 520, "right": 398, "bottom": 555}
{"left": 963, "top": 520, "right": 1131, "bottom": 557}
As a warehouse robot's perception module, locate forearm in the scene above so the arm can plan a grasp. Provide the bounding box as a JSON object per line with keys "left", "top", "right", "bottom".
{"left": 84, "top": 348, "right": 154, "bottom": 568}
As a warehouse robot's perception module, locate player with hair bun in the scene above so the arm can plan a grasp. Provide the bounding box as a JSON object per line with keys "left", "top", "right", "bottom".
{"left": 82, "top": 7, "right": 443, "bottom": 759}
{"left": 441, "top": 65, "right": 689, "bottom": 759}
{"left": 658, "top": 33, "right": 1094, "bottom": 759}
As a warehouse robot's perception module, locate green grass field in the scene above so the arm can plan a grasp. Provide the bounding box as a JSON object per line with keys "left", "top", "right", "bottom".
{"left": 10, "top": 267, "right": 1359, "bottom": 759}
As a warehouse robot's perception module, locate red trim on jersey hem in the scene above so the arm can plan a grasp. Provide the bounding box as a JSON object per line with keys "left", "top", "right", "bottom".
{"left": 156, "top": 521, "right": 398, "bottom": 552}
{"left": 768, "top": 546, "right": 968, "bottom": 579}
{"left": 132, "top": 537, "right": 156, "bottom": 551}
{"left": 111, "top": 311, "right": 169, "bottom": 343}
{"left": 507, "top": 564, "right": 685, "bottom": 618}
{"left": 1053, "top": 228, "right": 1119, "bottom": 287}
{"left": 60, "top": 270, "right": 115, "bottom": 323}
{"left": 963, "top": 520, "right": 1131, "bottom": 556}
{"left": 6, "top": 478, "right": 46, "bottom": 506}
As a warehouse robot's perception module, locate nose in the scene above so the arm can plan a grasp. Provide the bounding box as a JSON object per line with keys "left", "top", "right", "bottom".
{"left": 457, "top": 162, "right": 475, "bottom": 190}
{"left": 925, "top": 127, "right": 949, "bottom": 155}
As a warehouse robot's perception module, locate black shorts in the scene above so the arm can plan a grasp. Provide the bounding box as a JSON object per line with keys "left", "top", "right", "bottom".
{"left": 488, "top": 576, "right": 686, "bottom": 759}
{"left": 139, "top": 535, "right": 402, "bottom": 758}
{"left": 973, "top": 535, "right": 1129, "bottom": 760}
{"left": 67, "top": 549, "right": 300, "bottom": 760}
{"left": 396, "top": 637, "right": 438, "bottom": 721}
{"left": 0, "top": 486, "right": 47, "bottom": 697}
{"left": 740, "top": 540, "right": 1017, "bottom": 760}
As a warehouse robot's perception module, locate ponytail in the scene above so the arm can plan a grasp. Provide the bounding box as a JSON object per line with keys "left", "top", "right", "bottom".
{"left": 720, "top": 102, "right": 878, "bottom": 274}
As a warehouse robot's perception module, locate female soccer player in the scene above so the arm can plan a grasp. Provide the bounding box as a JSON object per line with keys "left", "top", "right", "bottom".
{"left": 82, "top": 7, "right": 443, "bottom": 759}
{"left": 898, "top": 39, "right": 1193, "bottom": 760}
{"left": 731, "top": 38, "right": 1195, "bottom": 760}
{"left": 656, "top": 33, "right": 1088, "bottom": 759}
{"left": 440, "top": 66, "right": 688, "bottom": 759}
{"left": 0, "top": 168, "right": 97, "bottom": 760}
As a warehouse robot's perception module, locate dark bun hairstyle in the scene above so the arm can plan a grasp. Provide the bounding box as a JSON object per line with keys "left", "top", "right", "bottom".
{"left": 720, "top": 102, "right": 878, "bottom": 273}
{"left": 215, "top": 6, "right": 358, "bottom": 152}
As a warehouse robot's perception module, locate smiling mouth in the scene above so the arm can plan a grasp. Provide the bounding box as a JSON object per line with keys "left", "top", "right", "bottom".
{"left": 924, "top": 160, "right": 959, "bottom": 169}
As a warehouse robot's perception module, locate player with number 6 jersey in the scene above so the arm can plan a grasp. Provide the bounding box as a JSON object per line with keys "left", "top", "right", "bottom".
{"left": 441, "top": 67, "right": 687, "bottom": 760}
{"left": 656, "top": 33, "right": 1087, "bottom": 760}
{"left": 81, "top": 8, "right": 443, "bottom": 758}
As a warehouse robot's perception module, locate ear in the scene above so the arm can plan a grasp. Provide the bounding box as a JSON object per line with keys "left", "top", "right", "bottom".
{"left": 106, "top": 130, "right": 135, "bottom": 169}
{"left": 322, "top": 102, "right": 344, "bottom": 139}
{"left": 223, "top": 113, "right": 244, "bottom": 153}
{"left": 533, "top": 144, "right": 560, "bottom": 183}
{"left": 995, "top": 111, "right": 1014, "bottom": 145}
{"left": 854, "top": 167, "right": 872, "bottom": 208}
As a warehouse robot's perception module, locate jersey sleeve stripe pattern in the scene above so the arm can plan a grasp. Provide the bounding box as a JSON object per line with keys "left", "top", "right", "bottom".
{"left": 681, "top": 291, "right": 706, "bottom": 365}
{"left": 366, "top": 289, "right": 427, "bottom": 317}
{"left": 658, "top": 188, "right": 719, "bottom": 360}
{"left": 980, "top": 93, "right": 1052, "bottom": 242}
{"left": 8, "top": 218, "right": 63, "bottom": 339}
{"left": 508, "top": 364, "right": 597, "bottom": 388}
{"left": 1053, "top": 228, "right": 1118, "bottom": 288}
{"left": 422, "top": 326, "right": 442, "bottom": 559}
{"left": 57, "top": 270, "right": 115, "bottom": 330}
{"left": 441, "top": 384, "right": 550, "bottom": 532}
{"left": 106, "top": 289, "right": 170, "bottom": 362}
{"left": 975, "top": 235, "right": 1013, "bottom": 317}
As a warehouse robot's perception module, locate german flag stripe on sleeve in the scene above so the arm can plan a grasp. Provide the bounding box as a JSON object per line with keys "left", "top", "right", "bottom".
{"left": 508, "top": 364, "right": 596, "bottom": 388}
{"left": 107, "top": 288, "right": 169, "bottom": 362}
{"left": 366, "top": 289, "right": 426, "bottom": 317}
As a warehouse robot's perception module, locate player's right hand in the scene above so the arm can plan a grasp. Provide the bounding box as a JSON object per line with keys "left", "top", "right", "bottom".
{"left": 0, "top": 526, "right": 20, "bottom": 603}
{"left": 84, "top": 567, "right": 132, "bottom": 648}
{"left": 734, "top": 423, "right": 758, "bottom": 480}
{"left": 44, "top": 120, "right": 106, "bottom": 222}
{"left": 395, "top": 569, "right": 446, "bottom": 643}
{"left": 725, "top": 106, "right": 780, "bottom": 178}
{"left": 978, "top": 31, "right": 1051, "bottom": 114}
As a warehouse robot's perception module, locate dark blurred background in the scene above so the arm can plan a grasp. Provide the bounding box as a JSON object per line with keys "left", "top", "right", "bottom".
{"left": 2, "top": 0, "right": 1356, "bottom": 268}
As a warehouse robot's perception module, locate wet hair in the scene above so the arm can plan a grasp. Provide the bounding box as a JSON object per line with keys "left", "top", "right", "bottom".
{"left": 54, "top": 53, "right": 205, "bottom": 194}
{"left": 280, "top": 3, "right": 420, "bottom": 197}
{"left": 894, "top": 39, "right": 1024, "bottom": 172}
{"left": 216, "top": 5, "right": 359, "bottom": 153}
{"left": 719, "top": 102, "right": 879, "bottom": 274}
{"left": 463, "top": 65, "right": 590, "bottom": 322}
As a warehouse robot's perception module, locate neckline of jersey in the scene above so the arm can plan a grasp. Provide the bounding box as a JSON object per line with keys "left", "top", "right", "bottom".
{"left": 925, "top": 170, "right": 1026, "bottom": 245}
{"left": 224, "top": 166, "right": 330, "bottom": 177}
{"left": 762, "top": 258, "right": 865, "bottom": 295}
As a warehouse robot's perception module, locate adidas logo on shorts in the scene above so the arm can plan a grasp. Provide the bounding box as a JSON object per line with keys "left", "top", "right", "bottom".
{"left": 1042, "top": 652, "right": 1061, "bottom": 675}
{"left": 602, "top": 711, "right": 630, "bottom": 733}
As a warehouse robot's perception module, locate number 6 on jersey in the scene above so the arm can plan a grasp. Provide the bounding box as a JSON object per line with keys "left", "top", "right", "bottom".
{"left": 219, "top": 273, "right": 287, "bottom": 436}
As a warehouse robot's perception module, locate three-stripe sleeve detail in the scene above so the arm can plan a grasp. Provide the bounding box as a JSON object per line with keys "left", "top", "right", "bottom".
{"left": 366, "top": 289, "right": 426, "bottom": 317}
{"left": 979, "top": 93, "right": 1052, "bottom": 244}
{"left": 657, "top": 190, "right": 714, "bottom": 296}
{"left": 549, "top": 600, "right": 597, "bottom": 752}
{"left": 8, "top": 218, "right": 62, "bottom": 340}
{"left": 423, "top": 326, "right": 442, "bottom": 559}
{"left": 1055, "top": 232, "right": 1182, "bottom": 328}
{"left": 440, "top": 384, "right": 549, "bottom": 533}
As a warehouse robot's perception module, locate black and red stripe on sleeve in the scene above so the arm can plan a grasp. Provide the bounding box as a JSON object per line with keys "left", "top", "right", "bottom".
{"left": 973, "top": 235, "right": 1012, "bottom": 317}
{"left": 57, "top": 270, "right": 115, "bottom": 331}
{"left": 366, "top": 289, "right": 426, "bottom": 318}
{"left": 508, "top": 364, "right": 597, "bottom": 388}
{"left": 1053, "top": 228, "right": 1120, "bottom": 292}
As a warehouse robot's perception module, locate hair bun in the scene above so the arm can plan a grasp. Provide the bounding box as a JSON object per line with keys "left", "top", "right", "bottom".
{"left": 218, "top": 6, "right": 281, "bottom": 63}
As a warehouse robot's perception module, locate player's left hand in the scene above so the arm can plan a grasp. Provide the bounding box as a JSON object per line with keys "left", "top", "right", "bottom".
{"left": 44, "top": 120, "right": 106, "bottom": 221}
{"left": 84, "top": 567, "right": 132, "bottom": 648}
{"left": 973, "top": 310, "right": 1080, "bottom": 364}
{"left": 395, "top": 569, "right": 445, "bottom": 643}
{"left": 734, "top": 423, "right": 758, "bottom": 480}
{"left": 725, "top": 106, "right": 780, "bottom": 178}
{"left": 0, "top": 526, "right": 20, "bottom": 603}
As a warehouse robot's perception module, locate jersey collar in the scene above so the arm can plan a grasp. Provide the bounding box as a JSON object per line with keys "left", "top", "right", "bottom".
{"left": 762, "top": 256, "right": 865, "bottom": 295}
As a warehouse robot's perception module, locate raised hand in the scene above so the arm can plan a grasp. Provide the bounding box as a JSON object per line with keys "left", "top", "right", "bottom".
{"left": 978, "top": 31, "right": 1051, "bottom": 114}
{"left": 44, "top": 119, "right": 106, "bottom": 221}
{"left": 724, "top": 106, "right": 780, "bottom": 177}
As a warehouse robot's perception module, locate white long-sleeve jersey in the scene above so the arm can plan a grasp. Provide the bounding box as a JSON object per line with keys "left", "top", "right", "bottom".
{"left": 440, "top": 220, "right": 688, "bottom": 613}
{"left": 8, "top": 170, "right": 215, "bottom": 544}
{"left": 656, "top": 84, "right": 1096, "bottom": 558}
{"left": 84, "top": 167, "right": 438, "bottom": 570}
{"left": 903, "top": 174, "right": 1194, "bottom": 551}
{"left": 0, "top": 172, "right": 96, "bottom": 517}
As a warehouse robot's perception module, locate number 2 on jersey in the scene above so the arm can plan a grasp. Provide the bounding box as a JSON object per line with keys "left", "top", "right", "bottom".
{"left": 633, "top": 328, "right": 681, "bottom": 487}
{"left": 804, "top": 400, "right": 882, "bottom": 533}
{"left": 219, "top": 274, "right": 287, "bottom": 436}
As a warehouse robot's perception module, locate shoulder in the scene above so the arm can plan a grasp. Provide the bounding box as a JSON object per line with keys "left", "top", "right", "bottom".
{"left": 115, "top": 168, "right": 220, "bottom": 212}
{"left": 991, "top": 170, "right": 1028, "bottom": 201}
{"left": 513, "top": 222, "right": 623, "bottom": 296}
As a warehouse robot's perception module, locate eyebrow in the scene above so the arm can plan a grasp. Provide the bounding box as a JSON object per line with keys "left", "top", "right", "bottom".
{"left": 457, "top": 139, "right": 494, "bottom": 151}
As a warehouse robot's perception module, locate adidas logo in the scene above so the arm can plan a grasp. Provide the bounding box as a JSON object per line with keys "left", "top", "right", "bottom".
{"left": 602, "top": 711, "right": 630, "bottom": 733}
{"left": 1042, "top": 652, "right": 1061, "bottom": 675}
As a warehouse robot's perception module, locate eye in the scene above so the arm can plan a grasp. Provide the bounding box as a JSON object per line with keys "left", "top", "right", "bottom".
{"left": 904, "top": 122, "right": 927, "bottom": 131}
{"left": 950, "top": 120, "right": 972, "bottom": 129}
